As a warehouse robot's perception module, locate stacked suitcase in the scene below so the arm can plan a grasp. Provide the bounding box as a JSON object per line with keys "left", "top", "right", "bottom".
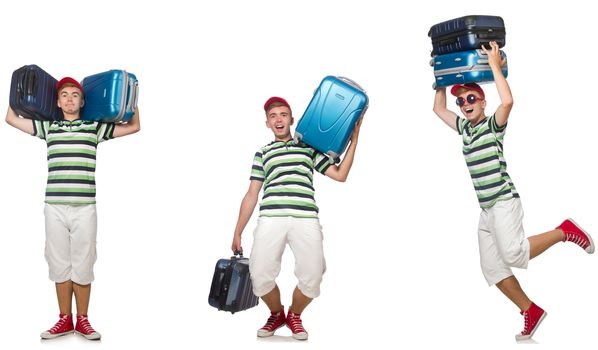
{"left": 208, "top": 253, "right": 259, "bottom": 313}
{"left": 428, "top": 15, "right": 508, "bottom": 89}
{"left": 294, "top": 76, "right": 368, "bottom": 163}
{"left": 8, "top": 65, "right": 138, "bottom": 123}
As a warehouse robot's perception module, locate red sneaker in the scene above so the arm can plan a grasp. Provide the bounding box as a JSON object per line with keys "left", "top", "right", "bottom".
{"left": 286, "top": 311, "right": 308, "bottom": 340}
{"left": 75, "top": 314, "right": 101, "bottom": 340}
{"left": 558, "top": 219, "right": 595, "bottom": 254}
{"left": 257, "top": 308, "right": 286, "bottom": 337}
{"left": 40, "top": 313, "right": 74, "bottom": 339}
{"left": 515, "top": 303, "right": 547, "bottom": 341}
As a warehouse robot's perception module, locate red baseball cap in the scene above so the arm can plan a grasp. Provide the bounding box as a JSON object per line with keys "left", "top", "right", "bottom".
{"left": 264, "top": 96, "right": 291, "bottom": 111}
{"left": 450, "top": 83, "right": 485, "bottom": 99}
{"left": 56, "top": 77, "right": 83, "bottom": 94}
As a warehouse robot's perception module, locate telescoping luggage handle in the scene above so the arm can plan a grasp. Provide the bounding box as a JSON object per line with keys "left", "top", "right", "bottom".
{"left": 112, "top": 70, "right": 138, "bottom": 123}
{"left": 125, "top": 74, "right": 139, "bottom": 116}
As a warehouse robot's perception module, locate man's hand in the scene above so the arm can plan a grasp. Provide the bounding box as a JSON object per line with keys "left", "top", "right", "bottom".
{"left": 231, "top": 233, "right": 242, "bottom": 254}
{"left": 350, "top": 116, "right": 363, "bottom": 143}
{"left": 481, "top": 41, "right": 506, "bottom": 70}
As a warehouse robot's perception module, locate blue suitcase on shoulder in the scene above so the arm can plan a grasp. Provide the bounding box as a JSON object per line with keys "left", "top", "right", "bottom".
{"left": 294, "top": 76, "right": 368, "bottom": 163}
{"left": 80, "top": 70, "right": 138, "bottom": 123}
{"left": 431, "top": 49, "right": 508, "bottom": 89}
{"left": 9, "top": 65, "right": 63, "bottom": 121}
{"left": 428, "top": 15, "right": 505, "bottom": 56}
{"left": 208, "top": 254, "right": 259, "bottom": 314}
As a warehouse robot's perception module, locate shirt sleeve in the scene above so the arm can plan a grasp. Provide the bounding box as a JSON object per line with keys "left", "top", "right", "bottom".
{"left": 32, "top": 120, "right": 50, "bottom": 140}
{"left": 313, "top": 149, "right": 332, "bottom": 175}
{"left": 249, "top": 151, "right": 265, "bottom": 182}
{"left": 489, "top": 114, "right": 507, "bottom": 134}
{"left": 456, "top": 116, "right": 466, "bottom": 135}
{"left": 96, "top": 122, "right": 116, "bottom": 143}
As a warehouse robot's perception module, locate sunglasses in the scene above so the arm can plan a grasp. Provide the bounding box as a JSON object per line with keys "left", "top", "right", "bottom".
{"left": 456, "top": 94, "right": 481, "bottom": 107}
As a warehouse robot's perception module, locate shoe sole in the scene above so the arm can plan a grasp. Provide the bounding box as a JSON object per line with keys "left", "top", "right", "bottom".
{"left": 75, "top": 330, "right": 101, "bottom": 340}
{"left": 567, "top": 218, "right": 595, "bottom": 254}
{"left": 257, "top": 323, "right": 285, "bottom": 338}
{"left": 291, "top": 332, "right": 308, "bottom": 341}
{"left": 515, "top": 311, "right": 547, "bottom": 341}
{"left": 40, "top": 330, "right": 74, "bottom": 339}
{"left": 286, "top": 324, "right": 308, "bottom": 340}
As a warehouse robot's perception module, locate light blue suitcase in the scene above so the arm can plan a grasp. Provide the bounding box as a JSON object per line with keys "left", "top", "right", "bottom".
{"left": 80, "top": 70, "right": 138, "bottom": 123}
{"left": 431, "top": 49, "right": 508, "bottom": 89}
{"left": 294, "top": 76, "right": 368, "bottom": 163}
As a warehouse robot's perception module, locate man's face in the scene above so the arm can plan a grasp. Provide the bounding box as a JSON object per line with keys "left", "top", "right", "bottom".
{"left": 457, "top": 89, "right": 486, "bottom": 123}
{"left": 265, "top": 106, "right": 293, "bottom": 141}
{"left": 57, "top": 86, "right": 83, "bottom": 116}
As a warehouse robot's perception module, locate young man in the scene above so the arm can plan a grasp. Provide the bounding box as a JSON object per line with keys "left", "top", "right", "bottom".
{"left": 432, "top": 41, "right": 594, "bottom": 341}
{"left": 231, "top": 96, "right": 362, "bottom": 340}
{"left": 5, "top": 77, "right": 141, "bottom": 340}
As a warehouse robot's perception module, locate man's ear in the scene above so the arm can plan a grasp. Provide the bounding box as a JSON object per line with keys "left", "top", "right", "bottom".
{"left": 481, "top": 100, "right": 487, "bottom": 109}
{"left": 290, "top": 117, "right": 294, "bottom": 125}
{"left": 80, "top": 99, "right": 85, "bottom": 108}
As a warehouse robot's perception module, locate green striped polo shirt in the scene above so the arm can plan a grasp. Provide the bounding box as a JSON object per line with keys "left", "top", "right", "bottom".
{"left": 250, "top": 140, "right": 332, "bottom": 218}
{"left": 33, "top": 119, "right": 115, "bottom": 205}
{"left": 457, "top": 114, "right": 519, "bottom": 209}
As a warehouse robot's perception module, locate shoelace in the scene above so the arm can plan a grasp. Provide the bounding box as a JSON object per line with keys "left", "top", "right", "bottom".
{"left": 77, "top": 316, "right": 96, "bottom": 334}
{"left": 288, "top": 314, "right": 306, "bottom": 333}
{"left": 565, "top": 233, "right": 588, "bottom": 249}
{"left": 49, "top": 316, "right": 70, "bottom": 333}
{"left": 521, "top": 311, "right": 530, "bottom": 335}
{"left": 262, "top": 313, "right": 281, "bottom": 331}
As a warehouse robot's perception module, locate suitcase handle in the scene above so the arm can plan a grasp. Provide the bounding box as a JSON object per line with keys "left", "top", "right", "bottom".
{"left": 16, "top": 71, "right": 25, "bottom": 101}
{"left": 25, "top": 68, "right": 37, "bottom": 97}
{"left": 337, "top": 76, "right": 365, "bottom": 92}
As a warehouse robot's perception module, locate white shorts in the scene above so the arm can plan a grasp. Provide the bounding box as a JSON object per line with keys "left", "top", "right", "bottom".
{"left": 249, "top": 217, "right": 326, "bottom": 299}
{"left": 44, "top": 204, "right": 97, "bottom": 285}
{"left": 478, "top": 198, "right": 530, "bottom": 286}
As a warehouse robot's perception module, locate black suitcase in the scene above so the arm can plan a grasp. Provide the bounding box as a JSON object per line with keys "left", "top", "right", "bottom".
{"left": 9, "top": 65, "right": 63, "bottom": 121}
{"left": 428, "top": 15, "right": 506, "bottom": 56}
{"left": 208, "top": 253, "right": 259, "bottom": 313}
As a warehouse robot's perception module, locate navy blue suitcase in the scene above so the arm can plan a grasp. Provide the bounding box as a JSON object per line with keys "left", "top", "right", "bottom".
{"left": 428, "top": 15, "right": 505, "bottom": 56}
{"left": 9, "top": 65, "right": 63, "bottom": 121}
{"left": 294, "top": 76, "right": 368, "bottom": 163}
{"left": 80, "top": 70, "right": 138, "bottom": 123}
{"left": 208, "top": 254, "right": 259, "bottom": 313}
{"left": 431, "top": 49, "right": 508, "bottom": 88}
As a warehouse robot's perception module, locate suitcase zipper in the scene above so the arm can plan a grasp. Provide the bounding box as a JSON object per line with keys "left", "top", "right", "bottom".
{"left": 434, "top": 65, "right": 496, "bottom": 77}
{"left": 431, "top": 28, "right": 505, "bottom": 43}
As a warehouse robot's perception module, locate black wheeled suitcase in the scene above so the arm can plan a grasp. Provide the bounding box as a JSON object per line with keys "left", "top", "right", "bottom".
{"left": 428, "top": 15, "right": 506, "bottom": 56}
{"left": 9, "top": 65, "right": 63, "bottom": 121}
{"left": 208, "top": 253, "right": 259, "bottom": 313}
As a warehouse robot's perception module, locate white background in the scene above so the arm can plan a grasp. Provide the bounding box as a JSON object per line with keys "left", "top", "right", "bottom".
{"left": 0, "top": 0, "right": 596, "bottom": 349}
